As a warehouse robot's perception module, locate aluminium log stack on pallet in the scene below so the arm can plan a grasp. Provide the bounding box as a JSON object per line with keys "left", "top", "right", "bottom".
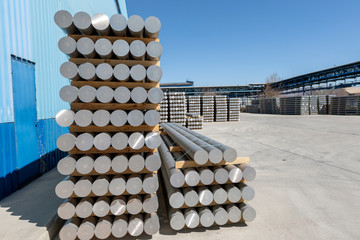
{"left": 330, "top": 95, "right": 360, "bottom": 115}
{"left": 169, "top": 92, "right": 186, "bottom": 126}
{"left": 201, "top": 95, "right": 215, "bottom": 122}
{"left": 54, "top": 11, "right": 164, "bottom": 240}
{"left": 228, "top": 98, "right": 240, "bottom": 121}
{"left": 280, "top": 96, "right": 310, "bottom": 115}
{"left": 259, "top": 98, "right": 280, "bottom": 114}
{"left": 159, "top": 92, "right": 168, "bottom": 130}
{"left": 187, "top": 95, "right": 201, "bottom": 115}
{"left": 159, "top": 123, "right": 256, "bottom": 231}
{"left": 215, "top": 95, "right": 228, "bottom": 122}
{"left": 186, "top": 113, "right": 204, "bottom": 130}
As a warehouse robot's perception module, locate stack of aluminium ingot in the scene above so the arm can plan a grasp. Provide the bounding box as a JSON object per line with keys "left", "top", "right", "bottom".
{"left": 215, "top": 95, "right": 227, "bottom": 122}
{"left": 186, "top": 113, "right": 203, "bottom": 130}
{"left": 159, "top": 123, "right": 256, "bottom": 231}
{"left": 54, "top": 11, "right": 163, "bottom": 239}
{"left": 159, "top": 92, "right": 168, "bottom": 129}
{"left": 227, "top": 98, "right": 240, "bottom": 121}
{"left": 201, "top": 95, "right": 214, "bottom": 122}
{"left": 187, "top": 95, "right": 201, "bottom": 115}
{"left": 168, "top": 92, "right": 186, "bottom": 126}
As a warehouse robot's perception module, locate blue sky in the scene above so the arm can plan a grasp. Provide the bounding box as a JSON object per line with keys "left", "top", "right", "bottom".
{"left": 127, "top": 0, "right": 360, "bottom": 86}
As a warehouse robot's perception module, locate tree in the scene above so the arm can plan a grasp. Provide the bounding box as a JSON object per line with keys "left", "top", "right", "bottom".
{"left": 263, "top": 73, "right": 281, "bottom": 98}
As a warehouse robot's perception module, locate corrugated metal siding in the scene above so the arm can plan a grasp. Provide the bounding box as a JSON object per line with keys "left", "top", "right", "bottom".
{"left": 0, "top": 123, "right": 17, "bottom": 200}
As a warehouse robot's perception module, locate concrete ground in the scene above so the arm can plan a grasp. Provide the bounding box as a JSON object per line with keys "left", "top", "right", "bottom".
{"left": 2, "top": 113, "right": 360, "bottom": 240}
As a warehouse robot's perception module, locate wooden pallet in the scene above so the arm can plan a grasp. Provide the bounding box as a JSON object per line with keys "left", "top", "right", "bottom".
{"left": 71, "top": 81, "right": 159, "bottom": 89}
{"left": 69, "top": 146, "right": 157, "bottom": 154}
{"left": 70, "top": 169, "right": 157, "bottom": 177}
{"left": 69, "top": 124, "right": 159, "bottom": 133}
{"left": 70, "top": 102, "right": 160, "bottom": 110}
{"left": 70, "top": 189, "right": 154, "bottom": 198}
{"left": 68, "top": 34, "right": 159, "bottom": 44}
{"left": 177, "top": 199, "right": 245, "bottom": 209}
{"left": 69, "top": 58, "right": 160, "bottom": 67}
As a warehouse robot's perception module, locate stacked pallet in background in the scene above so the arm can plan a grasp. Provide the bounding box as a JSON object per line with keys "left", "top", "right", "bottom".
{"left": 259, "top": 98, "right": 280, "bottom": 114}
{"left": 168, "top": 92, "right": 186, "bottom": 126}
{"left": 54, "top": 11, "right": 163, "bottom": 239}
{"left": 186, "top": 113, "right": 204, "bottom": 129}
{"left": 159, "top": 123, "right": 256, "bottom": 230}
{"left": 330, "top": 95, "right": 360, "bottom": 115}
{"left": 318, "top": 95, "right": 332, "bottom": 114}
{"left": 201, "top": 95, "right": 215, "bottom": 122}
{"left": 214, "top": 95, "right": 228, "bottom": 122}
{"left": 309, "top": 96, "right": 318, "bottom": 115}
{"left": 187, "top": 95, "right": 201, "bottom": 115}
{"left": 280, "top": 96, "right": 310, "bottom": 115}
{"left": 228, "top": 98, "right": 240, "bottom": 121}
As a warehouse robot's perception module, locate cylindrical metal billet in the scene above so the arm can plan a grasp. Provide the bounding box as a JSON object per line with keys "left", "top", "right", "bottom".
{"left": 57, "top": 156, "right": 76, "bottom": 175}
{"left": 225, "top": 164, "right": 243, "bottom": 183}
{"left": 169, "top": 209, "right": 185, "bottom": 230}
{"left": 145, "top": 153, "right": 161, "bottom": 171}
{"left": 226, "top": 204, "right": 241, "bottom": 223}
{"left": 128, "top": 214, "right": 144, "bottom": 237}
{"left": 182, "top": 187, "right": 198, "bottom": 207}
{"left": 212, "top": 205, "right": 229, "bottom": 226}
{"left": 112, "top": 215, "right": 128, "bottom": 238}
{"left": 127, "top": 195, "right": 143, "bottom": 215}
{"left": 92, "top": 13, "right": 110, "bottom": 36}
{"left": 142, "top": 194, "right": 159, "bottom": 213}
{"left": 127, "top": 109, "right": 144, "bottom": 127}
{"left": 112, "top": 155, "right": 128, "bottom": 173}
{"left": 74, "top": 176, "right": 93, "bottom": 197}
{"left": 146, "top": 41, "right": 162, "bottom": 61}
{"left": 131, "top": 86, "right": 147, "bottom": 103}
{"left": 160, "top": 161, "right": 185, "bottom": 208}
{"left": 109, "top": 175, "right": 126, "bottom": 196}
{"left": 54, "top": 10, "right": 76, "bottom": 34}
{"left": 144, "top": 213, "right": 160, "bottom": 235}
{"left": 76, "top": 155, "right": 94, "bottom": 175}
{"left": 238, "top": 164, "right": 256, "bottom": 181}
{"left": 59, "top": 85, "right": 78, "bottom": 103}
{"left": 114, "top": 64, "right": 130, "bottom": 81}
{"left": 60, "top": 61, "right": 79, "bottom": 80}
{"left": 198, "top": 207, "right": 214, "bottom": 227}
{"left": 79, "top": 62, "right": 96, "bottom": 81}
{"left": 184, "top": 208, "right": 199, "bottom": 229}
{"left": 58, "top": 37, "right": 78, "bottom": 58}
{"left": 111, "top": 132, "right": 128, "bottom": 150}
{"left": 110, "top": 109, "right": 127, "bottom": 126}
{"left": 95, "top": 38, "right": 112, "bottom": 59}
{"left": 96, "top": 86, "right": 114, "bottom": 103}
{"left": 75, "top": 110, "right": 92, "bottom": 127}
{"left": 92, "top": 175, "right": 110, "bottom": 196}
{"left": 76, "top": 197, "right": 94, "bottom": 219}
{"left": 147, "top": 87, "right": 164, "bottom": 104}
{"left": 96, "top": 63, "right": 113, "bottom": 81}
{"left": 225, "top": 183, "right": 242, "bottom": 203}
{"left": 144, "top": 110, "right": 160, "bottom": 126}
{"left": 78, "top": 217, "right": 96, "bottom": 240}
{"left": 110, "top": 196, "right": 126, "bottom": 215}
{"left": 78, "top": 85, "right": 96, "bottom": 103}
{"left": 198, "top": 186, "right": 213, "bottom": 205}
{"left": 128, "top": 154, "right": 145, "bottom": 172}
{"left": 198, "top": 167, "right": 214, "bottom": 185}
{"left": 239, "top": 203, "right": 256, "bottom": 222}
{"left": 144, "top": 16, "right": 161, "bottom": 38}
{"left": 130, "top": 64, "right": 146, "bottom": 82}
{"left": 238, "top": 182, "right": 255, "bottom": 201}
{"left": 94, "top": 215, "right": 112, "bottom": 240}
{"left": 57, "top": 133, "right": 76, "bottom": 152}
{"left": 145, "top": 132, "right": 161, "bottom": 149}
{"left": 114, "top": 86, "right": 131, "bottom": 103}
{"left": 59, "top": 218, "right": 81, "bottom": 240}
{"left": 143, "top": 173, "right": 159, "bottom": 193}
{"left": 146, "top": 65, "right": 162, "bottom": 82}
{"left": 94, "top": 155, "right": 111, "bottom": 174}
{"left": 126, "top": 174, "right": 142, "bottom": 194}
{"left": 213, "top": 166, "right": 229, "bottom": 184}
{"left": 129, "top": 40, "right": 146, "bottom": 60}
{"left": 55, "top": 176, "right": 76, "bottom": 199}
{"left": 76, "top": 133, "right": 94, "bottom": 151}
{"left": 77, "top": 37, "right": 96, "bottom": 58}
{"left": 56, "top": 109, "right": 75, "bottom": 127}
{"left": 127, "top": 15, "right": 144, "bottom": 37}
{"left": 128, "top": 132, "right": 145, "bottom": 150}
{"left": 93, "top": 109, "right": 110, "bottom": 127}
{"left": 113, "top": 39, "right": 129, "bottom": 60}
{"left": 211, "top": 185, "right": 227, "bottom": 204}
{"left": 110, "top": 14, "right": 127, "bottom": 36}
{"left": 161, "top": 123, "right": 208, "bottom": 165}
{"left": 74, "top": 11, "right": 94, "bottom": 35}
{"left": 94, "top": 132, "right": 111, "bottom": 150}
{"left": 183, "top": 167, "right": 200, "bottom": 186}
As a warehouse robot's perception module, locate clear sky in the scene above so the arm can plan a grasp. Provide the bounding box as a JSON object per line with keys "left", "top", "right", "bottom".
{"left": 127, "top": 0, "right": 360, "bottom": 86}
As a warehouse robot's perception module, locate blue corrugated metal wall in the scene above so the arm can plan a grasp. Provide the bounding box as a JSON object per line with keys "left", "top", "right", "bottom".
{"left": 0, "top": 0, "right": 127, "bottom": 200}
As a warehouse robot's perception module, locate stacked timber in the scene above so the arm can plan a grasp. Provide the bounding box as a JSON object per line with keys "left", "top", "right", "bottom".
{"left": 54, "top": 11, "right": 163, "bottom": 239}
{"left": 228, "top": 98, "right": 240, "bottom": 121}
{"left": 187, "top": 95, "right": 201, "bottom": 115}
{"left": 214, "top": 95, "right": 228, "bottom": 122}
{"left": 201, "top": 95, "right": 215, "bottom": 122}
{"left": 168, "top": 92, "right": 186, "bottom": 126}
{"left": 159, "top": 123, "right": 256, "bottom": 230}
{"left": 186, "top": 113, "right": 204, "bottom": 130}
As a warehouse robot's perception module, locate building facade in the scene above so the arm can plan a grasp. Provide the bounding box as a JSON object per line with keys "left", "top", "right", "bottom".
{"left": 0, "top": 0, "right": 127, "bottom": 200}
